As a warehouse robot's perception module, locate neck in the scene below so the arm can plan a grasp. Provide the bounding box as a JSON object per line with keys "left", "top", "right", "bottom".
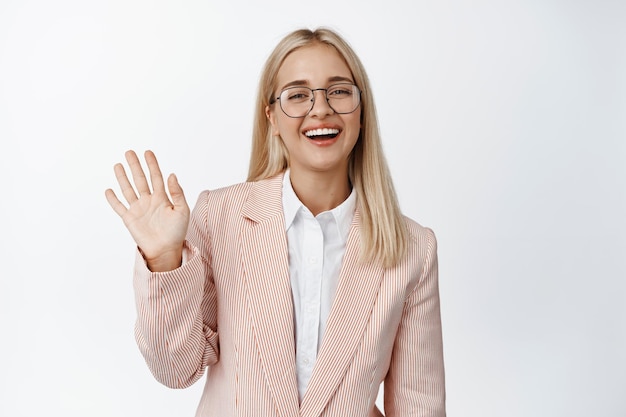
{"left": 289, "top": 168, "right": 351, "bottom": 216}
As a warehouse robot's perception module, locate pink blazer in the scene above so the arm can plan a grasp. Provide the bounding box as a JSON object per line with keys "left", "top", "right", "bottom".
{"left": 133, "top": 173, "right": 445, "bottom": 417}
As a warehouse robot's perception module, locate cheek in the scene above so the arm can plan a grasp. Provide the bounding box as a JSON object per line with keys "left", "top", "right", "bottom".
{"left": 277, "top": 117, "right": 302, "bottom": 138}
{"left": 346, "top": 113, "right": 362, "bottom": 138}
{"left": 348, "top": 107, "right": 362, "bottom": 129}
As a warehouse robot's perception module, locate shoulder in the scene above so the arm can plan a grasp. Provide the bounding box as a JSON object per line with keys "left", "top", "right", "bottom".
{"left": 402, "top": 215, "right": 436, "bottom": 246}
{"left": 401, "top": 215, "right": 438, "bottom": 263}
{"left": 199, "top": 181, "right": 253, "bottom": 205}
{"left": 194, "top": 173, "right": 284, "bottom": 218}
{"left": 191, "top": 182, "right": 250, "bottom": 220}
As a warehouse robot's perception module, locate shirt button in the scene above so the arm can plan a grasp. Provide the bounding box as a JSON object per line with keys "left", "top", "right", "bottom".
{"left": 303, "top": 358, "right": 310, "bottom": 365}
{"left": 308, "top": 257, "right": 318, "bottom": 264}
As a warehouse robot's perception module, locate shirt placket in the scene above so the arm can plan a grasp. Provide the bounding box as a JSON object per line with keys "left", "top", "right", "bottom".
{"left": 297, "top": 212, "right": 324, "bottom": 392}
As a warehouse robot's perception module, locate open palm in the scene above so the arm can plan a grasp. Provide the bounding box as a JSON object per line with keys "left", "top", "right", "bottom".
{"left": 105, "top": 150, "right": 190, "bottom": 271}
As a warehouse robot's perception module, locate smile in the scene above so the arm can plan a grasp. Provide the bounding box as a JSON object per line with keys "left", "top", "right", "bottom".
{"left": 304, "top": 128, "right": 340, "bottom": 140}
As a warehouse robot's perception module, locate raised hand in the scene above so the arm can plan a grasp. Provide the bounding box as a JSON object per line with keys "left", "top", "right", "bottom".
{"left": 105, "top": 150, "right": 190, "bottom": 272}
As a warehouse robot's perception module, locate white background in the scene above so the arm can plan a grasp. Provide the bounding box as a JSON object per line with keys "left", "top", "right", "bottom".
{"left": 1, "top": 0, "right": 625, "bottom": 416}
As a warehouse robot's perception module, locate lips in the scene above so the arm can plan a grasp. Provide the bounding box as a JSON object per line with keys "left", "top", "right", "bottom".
{"left": 303, "top": 127, "right": 340, "bottom": 140}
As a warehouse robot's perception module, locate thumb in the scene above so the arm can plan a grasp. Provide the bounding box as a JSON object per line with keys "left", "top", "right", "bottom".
{"left": 167, "top": 173, "right": 187, "bottom": 208}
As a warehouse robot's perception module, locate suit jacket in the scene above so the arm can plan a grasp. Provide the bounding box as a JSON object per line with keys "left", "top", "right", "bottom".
{"left": 133, "top": 173, "right": 446, "bottom": 417}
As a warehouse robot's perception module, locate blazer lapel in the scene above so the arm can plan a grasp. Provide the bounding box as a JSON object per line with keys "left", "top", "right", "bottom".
{"left": 299, "top": 209, "right": 384, "bottom": 417}
{"left": 240, "top": 174, "right": 299, "bottom": 417}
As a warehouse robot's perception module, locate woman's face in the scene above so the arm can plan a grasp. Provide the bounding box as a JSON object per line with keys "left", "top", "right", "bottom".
{"left": 267, "top": 43, "right": 361, "bottom": 179}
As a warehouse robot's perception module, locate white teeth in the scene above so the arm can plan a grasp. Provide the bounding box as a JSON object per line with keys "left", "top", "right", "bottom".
{"left": 305, "top": 128, "right": 340, "bottom": 137}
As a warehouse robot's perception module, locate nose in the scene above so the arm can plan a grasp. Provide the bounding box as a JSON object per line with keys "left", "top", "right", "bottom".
{"left": 309, "top": 89, "right": 334, "bottom": 117}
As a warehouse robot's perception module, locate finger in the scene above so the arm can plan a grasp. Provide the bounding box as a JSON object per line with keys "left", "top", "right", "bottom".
{"left": 144, "top": 150, "right": 166, "bottom": 196}
{"left": 113, "top": 162, "right": 139, "bottom": 204}
{"left": 104, "top": 188, "right": 129, "bottom": 218}
{"left": 167, "top": 173, "right": 188, "bottom": 210}
{"left": 125, "top": 150, "right": 151, "bottom": 196}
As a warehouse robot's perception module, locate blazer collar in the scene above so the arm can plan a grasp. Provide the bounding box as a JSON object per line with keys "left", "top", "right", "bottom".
{"left": 241, "top": 173, "right": 285, "bottom": 224}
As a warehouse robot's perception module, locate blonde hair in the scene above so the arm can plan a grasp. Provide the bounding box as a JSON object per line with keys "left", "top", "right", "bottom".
{"left": 248, "top": 28, "right": 408, "bottom": 268}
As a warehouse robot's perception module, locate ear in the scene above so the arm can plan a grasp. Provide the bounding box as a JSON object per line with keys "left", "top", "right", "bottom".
{"left": 265, "top": 105, "right": 280, "bottom": 137}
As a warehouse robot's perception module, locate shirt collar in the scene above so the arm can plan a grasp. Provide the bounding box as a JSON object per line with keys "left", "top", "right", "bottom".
{"left": 282, "top": 170, "right": 356, "bottom": 241}
{"left": 282, "top": 170, "right": 302, "bottom": 231}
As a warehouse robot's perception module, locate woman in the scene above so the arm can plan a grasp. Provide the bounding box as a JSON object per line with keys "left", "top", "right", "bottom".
{"left": 106, "top": 28, "right": 445, "bottom": 417}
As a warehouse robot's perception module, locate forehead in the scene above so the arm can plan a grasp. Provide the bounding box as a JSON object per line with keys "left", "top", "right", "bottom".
{"left": 276, "top": 43, "right": 353, "bottom": 88}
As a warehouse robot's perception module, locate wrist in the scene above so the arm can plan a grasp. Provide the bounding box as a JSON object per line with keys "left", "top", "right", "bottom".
{"left": 139, "top": 246, "right": 183, "bottom": 272}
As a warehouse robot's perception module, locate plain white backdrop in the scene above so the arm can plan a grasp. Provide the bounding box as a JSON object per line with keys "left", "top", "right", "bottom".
{"left": 1, "top": 0, "right": 624, "bottom": 416}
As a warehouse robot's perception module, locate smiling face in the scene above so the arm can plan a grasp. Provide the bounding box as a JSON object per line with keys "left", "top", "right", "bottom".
{"left": 266, "top": 43, "right": 361, "bottom": 180}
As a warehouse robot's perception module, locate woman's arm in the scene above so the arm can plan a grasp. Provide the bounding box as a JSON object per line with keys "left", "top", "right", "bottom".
{"left": 133, "top": 191, "right": 219, "bottom": 388}
{"left": 106, "top": 151, "right": 219, "bottom": 388}
{"left": 384, "top": 228, "right": 446, "bottom": 416}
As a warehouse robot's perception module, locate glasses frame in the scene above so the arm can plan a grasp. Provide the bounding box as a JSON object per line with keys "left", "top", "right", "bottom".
{"left": 272, "top": 83, "right": 362, "bottom": 118}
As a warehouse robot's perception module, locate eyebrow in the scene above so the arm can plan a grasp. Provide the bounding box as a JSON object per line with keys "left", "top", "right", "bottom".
{"left": 279, "top": 76, "right": 355, "bottom": 91}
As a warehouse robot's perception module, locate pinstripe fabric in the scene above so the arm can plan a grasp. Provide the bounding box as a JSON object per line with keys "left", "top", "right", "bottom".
{"left": 133, "top": 173, "right": 446, "bottom": 417}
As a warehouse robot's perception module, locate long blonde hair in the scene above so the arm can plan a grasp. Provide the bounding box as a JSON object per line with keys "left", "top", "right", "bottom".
{"left": 248, "top": 28, "right": 407, "bottom": 268}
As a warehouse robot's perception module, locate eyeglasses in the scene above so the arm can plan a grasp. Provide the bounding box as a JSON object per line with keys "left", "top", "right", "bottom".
{"left": 272, "top": 83, "right": 361, "bottom": 118}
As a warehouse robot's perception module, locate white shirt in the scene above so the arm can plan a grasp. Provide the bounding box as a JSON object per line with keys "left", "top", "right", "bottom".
{"left": 282, "top": 170, "right": 356, "bottom": 401}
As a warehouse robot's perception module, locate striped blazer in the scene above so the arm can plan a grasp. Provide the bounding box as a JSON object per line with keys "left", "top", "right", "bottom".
{"left": 133, "top": 173, "right": 446, "bottom": 417}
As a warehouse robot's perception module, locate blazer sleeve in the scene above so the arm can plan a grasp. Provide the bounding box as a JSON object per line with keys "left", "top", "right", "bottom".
{"left": 133, "top": 190, "right": 219, "bottom": 389}
{"left": 384, "top": 228, "right": 446, "bottom": 416}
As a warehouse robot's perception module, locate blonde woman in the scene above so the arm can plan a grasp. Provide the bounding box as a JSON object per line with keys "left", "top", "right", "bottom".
{"left": 106, "top": 28, "right": 445, "bottom": 417}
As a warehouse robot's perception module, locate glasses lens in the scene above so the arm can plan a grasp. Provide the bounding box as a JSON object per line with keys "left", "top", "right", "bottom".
{"left": 327, "top": 84, "right": 360, "bottom": 114}
{"left": 279, "top": 87, "right": 314, "bottom": 118}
